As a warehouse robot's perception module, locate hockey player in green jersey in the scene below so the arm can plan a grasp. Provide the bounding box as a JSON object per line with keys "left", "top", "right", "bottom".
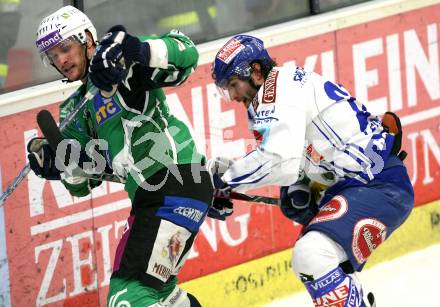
{"left": 28, "top": 5, "right": 212, "bottom": 306}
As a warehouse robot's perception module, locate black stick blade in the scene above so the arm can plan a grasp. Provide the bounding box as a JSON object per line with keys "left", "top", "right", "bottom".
{"left": 37, "top": 110, "right": 64, "bottom": 152}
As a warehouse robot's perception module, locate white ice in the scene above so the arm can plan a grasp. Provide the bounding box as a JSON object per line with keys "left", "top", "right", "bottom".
{"left": 264, "top": 243, "right": 440, "bottom": 307}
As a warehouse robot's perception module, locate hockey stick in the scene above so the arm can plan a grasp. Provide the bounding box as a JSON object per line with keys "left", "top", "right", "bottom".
{"left": 37, "top": 108, "right": 122, "bottom": 183}
{"left": 15, "top": 101, "right": 282, "bottom": 208}
{"left": 228, "top": 191, "right": 281, "bottom": 206}
{"left": 0, "top": 86, "right": 99, "bottom": 207}
{"left": 37, "top": 108, "right": 283, "bottom": 206}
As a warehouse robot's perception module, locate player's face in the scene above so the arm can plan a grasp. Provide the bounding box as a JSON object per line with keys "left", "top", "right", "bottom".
{"left": 46, "top": 38, "right": 88, "bottom": 81}
{"left": 225, "top": 77, "right": 258, "bottom": 108}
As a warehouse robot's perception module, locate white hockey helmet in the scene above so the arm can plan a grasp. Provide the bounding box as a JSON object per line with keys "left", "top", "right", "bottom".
{"left": 36, "top": 5, "right": 97, "bottom": 66}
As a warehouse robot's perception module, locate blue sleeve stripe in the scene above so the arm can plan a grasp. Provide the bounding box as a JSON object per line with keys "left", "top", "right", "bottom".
{"left": 229, "top": 172, "right": 270, "bottom": 189}
{"left": 321, "top": 117, "right": 343, "bottom": 143}
{"left": 333, "top": 164, "right": 368, "bottom": 183}
{"left": 312, "top": 119, "right": 381, "bottom": 171}
{"left": 243, "top": 150, "right": 256, "bottom": 158}
{"left": 343, "top": 148, "right": 370, "bottom": 166}
{"left": 229, "top": 161, "right": 269, "bottom": 183}
{"left": 312, "top": 121, "right": 338, "bottom": 148}
{"left": 312, "top": 121, "right": 370, "bottom": 168}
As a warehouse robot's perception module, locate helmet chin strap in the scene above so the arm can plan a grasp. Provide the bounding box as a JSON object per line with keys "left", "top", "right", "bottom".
{"left": 81, "top": 44, "right": 91, "bottom": 82}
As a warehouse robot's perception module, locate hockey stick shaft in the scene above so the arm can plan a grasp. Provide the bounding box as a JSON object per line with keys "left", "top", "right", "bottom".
{"left": 36, "top": 109, "right": 282, "bottom": 206}
{"left": 229, "top": 192, "right": 281, "bottom": 206}
{"left": 67, "top": 171, "right": 122, "bottom": 183}
{"left": 0, "top": 80, "right": 281, "bottom": 208}
{"left": 0, "top": 164, "right": 32, "bottom": 207}
{"left": 0, "top": 86, "right": 99, "bottom": 207}
{"left": 215, "top": 190, "right": 281, "bottom": 206}
{"left": 229, "top": 191, "right": 281, "bottom": 206}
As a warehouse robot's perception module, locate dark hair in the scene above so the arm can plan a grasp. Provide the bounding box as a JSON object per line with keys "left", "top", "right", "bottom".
{"left": 251, "top": 58, "right": 277, "bottom": 79}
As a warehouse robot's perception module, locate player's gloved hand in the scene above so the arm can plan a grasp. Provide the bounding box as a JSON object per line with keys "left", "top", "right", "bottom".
{"left": 206, "top": 157, "right": 234, "bottom": 221}
{"left": 89, "top": 25, "right": 148, "bottom": 92}
{"left": 280, "top": 183, "right": 318, "bottom": 225}
{"left": 209, "top": 179, "right": 234, "bottom": 221}
{"left": 89, "top": 25, "right": 127, "bottom": 92}
{"left": 381, "top": 111, "right": 407, "bottom": 161}
{"left": 27, "top": 137, "right": 61, "bottom": 180}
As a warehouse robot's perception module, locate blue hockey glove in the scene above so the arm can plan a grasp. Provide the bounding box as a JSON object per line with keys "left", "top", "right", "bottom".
{"left": 280, "top": 183, "right": 318, "bottom": 225}
{"left": 27, "top": 137, "right": 61, "bottom": 180}
{"left": 209, "top": 177, "right": 234, "bottom": 221}
{"left": 206, "top": 157, "right": 235, "bottom": 221}
{"left": 89, "top": 25, "right": 126, "bottom": 92}
{"left": 89, "top": 25, "right": 149, "bottom": 92}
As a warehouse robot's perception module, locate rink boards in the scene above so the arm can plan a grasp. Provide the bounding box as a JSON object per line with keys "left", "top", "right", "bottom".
{"left": 0, "top": 0, "right": 439, "bottom": 306}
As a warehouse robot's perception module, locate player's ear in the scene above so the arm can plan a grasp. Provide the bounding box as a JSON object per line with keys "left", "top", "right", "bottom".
{"left": 85, "top": 31, "right": 95, "bottom": 48}
{"left": 250, "top": 62, "right": 265, "bottom": 85}
{"left": 85, "top": 31, "right": 95, "bottom": 59}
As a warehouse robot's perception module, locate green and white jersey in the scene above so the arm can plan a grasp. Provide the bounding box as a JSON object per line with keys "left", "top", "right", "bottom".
{"left": 59, "top": 30, "right": 204, "bottom": 200}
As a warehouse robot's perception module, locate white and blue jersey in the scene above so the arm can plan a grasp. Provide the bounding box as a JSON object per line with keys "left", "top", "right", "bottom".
{"left": 222, "top": 66, "right": 395, "bottom": 193}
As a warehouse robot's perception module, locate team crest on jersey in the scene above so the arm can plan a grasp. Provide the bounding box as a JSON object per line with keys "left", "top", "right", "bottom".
{"left": 293, "top": 66, "right": 307, "bottom": 81}
{"left": 93, "top": 94, "right": 121, "bottom": 126}
{"left": 217, "top": 38, "right": 245, "bottom": 64}
{"left": 309, "top": 195, "right": 348, "bottom": 225}
{"left": 352, "top": 218, "right": 387, "bottom": 264}
{"left": 262, "top": 69, "right": 279, "bottom": 103}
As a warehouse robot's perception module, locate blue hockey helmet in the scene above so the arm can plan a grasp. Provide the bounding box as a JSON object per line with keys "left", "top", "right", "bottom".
{"left": 212, "top": 34, "right": 272, "bottom": 88}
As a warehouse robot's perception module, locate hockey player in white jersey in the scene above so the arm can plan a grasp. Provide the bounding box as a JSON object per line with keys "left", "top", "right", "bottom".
{"left": 209, "top": 34, "right": 414, "bottom": 306}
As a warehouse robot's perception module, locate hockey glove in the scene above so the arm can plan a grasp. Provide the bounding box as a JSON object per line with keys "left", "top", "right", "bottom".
{"left": 89, "top": 25, "right": 149, "bottom": 92}
{"left": 27, "top": 137, "right": 61, "bottom": 180}
{"left": 381, "top": 111, "right": 407, "bottom": 161}
{"left": 280, "top": 183, "right": 318, "bottom": 225}
{"left": 209, "top": 179, "right": 234, "bottom": 221}
{"left": 206, "top": 157, "right": 235, "bottom": 221}
{"left": 89, "top": 25, "right": 127, "bottom": 92}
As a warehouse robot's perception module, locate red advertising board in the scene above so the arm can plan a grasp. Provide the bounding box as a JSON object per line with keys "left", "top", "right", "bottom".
{"left": 0, "top": 3, "right": 439, "bottom": 306}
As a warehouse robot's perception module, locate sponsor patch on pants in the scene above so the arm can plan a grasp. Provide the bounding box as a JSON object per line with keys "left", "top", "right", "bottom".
{"left": 147, "top": 220, "right": 191, "bottom": 282}
{"left": 309, "top": 195, "right": 348, "bottom": 225}
{"left": 352, "top": 218, "right": 387, "bottom": 264}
